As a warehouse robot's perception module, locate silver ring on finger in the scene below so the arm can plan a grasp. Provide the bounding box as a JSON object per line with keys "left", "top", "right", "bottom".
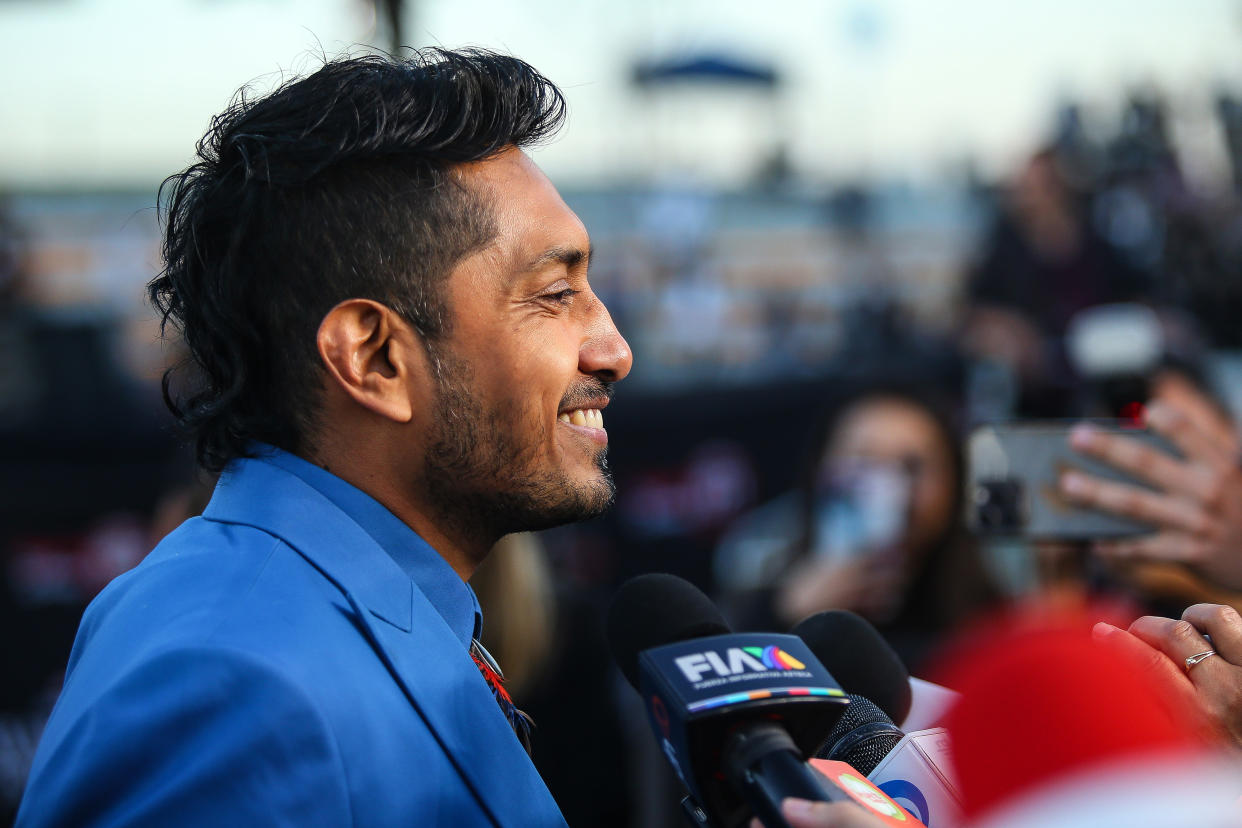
{"left": 1185, "top": 650, "right": 1216, "bottom": 671}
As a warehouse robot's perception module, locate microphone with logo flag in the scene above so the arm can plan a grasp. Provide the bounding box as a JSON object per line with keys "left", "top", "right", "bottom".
{"left": 607, "top": 574, "right": 926, "bottom": 828}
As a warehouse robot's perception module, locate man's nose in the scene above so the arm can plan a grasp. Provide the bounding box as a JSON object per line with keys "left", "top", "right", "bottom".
{"left": 580, "top": 301, "right": 633, "bottom": 383}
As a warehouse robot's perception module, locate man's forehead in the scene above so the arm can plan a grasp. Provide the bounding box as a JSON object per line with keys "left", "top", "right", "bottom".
{"left": 456, "top": 145, "right": 539, "bottom": 184}
{"left": 458, "top": 148, "right": 589, "bottom": 266}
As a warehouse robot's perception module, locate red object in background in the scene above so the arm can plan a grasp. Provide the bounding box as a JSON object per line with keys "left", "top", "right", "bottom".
{"left": 1120, "top": 401, "right": 1146, "bottom": 428}
{"left": 934, "top": 613, "right": 1203, "bottom": 823}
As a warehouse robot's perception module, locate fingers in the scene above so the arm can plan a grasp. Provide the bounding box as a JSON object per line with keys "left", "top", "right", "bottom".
{"left": 1060, "top": 469, "right": 1208, "bottom": 534}
{"left": 1095, "top": 531, "right": 1210, "bottom": 567}
{"left": 1145, "top": 400, "right": 1234, "bottom": 469}
{"left": 1128, "top": 610, "right": 1242, "bottom": 713}
{"left": 1067, "top": 421, "right": 1221, "bottom": 502}
{"left": 778, "top": 799, "right": 887, "bottom": 828}
{"left": 1151, "top": 384, "right": 1239, "bottom": 457}
{"left": 1093, "top": 621, "right": 1194, "bottom": 694}
{"left": 1096, "top": 620, "right": 1230, "bottom": 746}
{"left": 1182, "top": 603, "right": 1242, "bottom": 664}
{"left": 1124, "top": 614, "right": 1237, "bottom": 696}
{"left": 1127, "top": 614, "right": 1214, "bottom": 664}
{"left": 776, "top": 557, "right": 876, "bottom": 624}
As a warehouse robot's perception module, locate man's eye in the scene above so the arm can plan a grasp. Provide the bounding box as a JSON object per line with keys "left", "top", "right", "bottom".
{"left": 540, "top": 289, "right": 580, "bottom": 307}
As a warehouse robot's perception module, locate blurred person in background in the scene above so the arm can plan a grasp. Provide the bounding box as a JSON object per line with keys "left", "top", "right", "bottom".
{"left": 962, "top": 147, "right": 1151, "bottom": 416}
{"left": 720, "top": 384, "right": 1000, "bottom": 672}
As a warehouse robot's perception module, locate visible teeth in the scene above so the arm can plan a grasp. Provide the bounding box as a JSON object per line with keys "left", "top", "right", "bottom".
{"left": 559, "top": 408, "right": 605, "bottom": 429}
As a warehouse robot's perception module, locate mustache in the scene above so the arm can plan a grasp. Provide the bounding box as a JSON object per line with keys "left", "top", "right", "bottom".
{"left": 558, "top": 378, "right": 615, "bottom": 412}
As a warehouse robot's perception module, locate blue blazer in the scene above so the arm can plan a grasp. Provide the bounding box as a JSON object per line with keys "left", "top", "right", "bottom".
{"left": 17, "top": 457, "right": 568, "bottom": 827}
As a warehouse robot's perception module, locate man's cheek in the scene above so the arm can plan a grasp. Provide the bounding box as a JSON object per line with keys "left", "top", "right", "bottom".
{"left": 515, "top": 330, "right": 578, "bottom": 370}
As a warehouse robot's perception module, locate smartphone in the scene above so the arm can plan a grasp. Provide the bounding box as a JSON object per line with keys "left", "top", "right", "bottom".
{"left": 812, "top": 461, "right": 911, "bottom": 561}
{"left": 965, "top": 421, "right": 1178, "bottom": 539}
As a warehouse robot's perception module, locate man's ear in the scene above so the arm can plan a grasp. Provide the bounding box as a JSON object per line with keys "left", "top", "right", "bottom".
{"left": 316, "top": 299, "right": 423, "bottom": 423}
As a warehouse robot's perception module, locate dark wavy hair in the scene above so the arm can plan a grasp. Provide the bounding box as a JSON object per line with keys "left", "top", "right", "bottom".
{"left": 150, "top": 49, "right": 566, "bottom": 471}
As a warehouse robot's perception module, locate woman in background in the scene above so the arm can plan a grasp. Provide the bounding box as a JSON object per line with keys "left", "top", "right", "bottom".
{"left": 723, "top": 384, "right": 1000, "bottom": 672}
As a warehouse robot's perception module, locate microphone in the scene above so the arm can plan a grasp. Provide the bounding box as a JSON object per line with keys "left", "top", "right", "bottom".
{"left": 789, "top": 611, "right": 962, "bottom": 731}
{"left": 790, "top": 611, "right": 911, "bottom": 724}
{"left": 818, "top": 694, "right": 902, "bottom": 774}
{"left": 793, "top": 612, "right": 963, "bottom": 828}
{"left": 608, "top": 574, "right": 911, "bottom": 828}
{"left": 815, "top": 694, "right": 962, "bottom": 828}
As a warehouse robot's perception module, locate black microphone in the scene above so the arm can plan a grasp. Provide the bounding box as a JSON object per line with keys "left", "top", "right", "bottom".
{"left": 790, "top": 611, "right": 911, "bottom": 725}
{"left": 818, "top": 694, "right": 903, "bottom": 773}
{"left": 606, "top": 574, "right": 851, "bottom": 828}
{"left": 608, "top": 572, "right": 731, "bottom": 688}
{"left": 815, "top": 693, "right": 962, "bottom": 827}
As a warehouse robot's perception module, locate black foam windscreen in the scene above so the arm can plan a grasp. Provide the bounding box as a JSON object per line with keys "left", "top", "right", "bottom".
{"left": 606, "top": 573, "right": 731, "bottom": 688}
{"left": 791, "top": 610, "right": 912, "bottom": 725}
{"left": 816, "top": 694, "right": 903, "bottom": 776}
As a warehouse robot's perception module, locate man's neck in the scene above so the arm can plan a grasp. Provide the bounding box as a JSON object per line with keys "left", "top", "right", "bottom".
{"left": 307, "top": 449, "right": 493, "bottom": 582}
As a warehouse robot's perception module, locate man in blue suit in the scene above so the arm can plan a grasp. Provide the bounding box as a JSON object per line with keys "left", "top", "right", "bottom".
{"left": 18, "top": 49, "right": 632, "bottom": 826}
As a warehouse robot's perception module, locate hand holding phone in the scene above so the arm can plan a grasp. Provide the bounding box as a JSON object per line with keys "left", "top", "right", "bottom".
{"left": 1059, "top": 400, "right": 1242, "bottom": 592}
{"left": 967, "top": 420, "right": 1173, "bottom": 539}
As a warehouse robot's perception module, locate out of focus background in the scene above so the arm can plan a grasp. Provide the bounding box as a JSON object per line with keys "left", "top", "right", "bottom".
{"left": 6, "top": 1, "right": 1242, "bottom": 824}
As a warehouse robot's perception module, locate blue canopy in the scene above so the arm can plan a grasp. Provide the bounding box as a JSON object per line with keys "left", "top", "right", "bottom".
{"left": 632, "top": 54, "right": 780, "bottom": 88}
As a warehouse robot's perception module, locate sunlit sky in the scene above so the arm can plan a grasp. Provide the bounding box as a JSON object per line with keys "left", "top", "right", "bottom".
{"left": 2, "top": 0, "right": 1240, "bottom": 189}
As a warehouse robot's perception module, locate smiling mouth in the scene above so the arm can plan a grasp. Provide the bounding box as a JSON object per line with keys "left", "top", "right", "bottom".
{"left": 558, "top": 408, "right": 604, "bottom": 429}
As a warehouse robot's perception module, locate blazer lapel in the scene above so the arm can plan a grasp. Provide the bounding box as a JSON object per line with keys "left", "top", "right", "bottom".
{"left": 203, "top": 458, "right": 563, "bottom": 827}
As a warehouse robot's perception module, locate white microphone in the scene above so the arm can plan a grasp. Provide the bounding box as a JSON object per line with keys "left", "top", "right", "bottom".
{"left": 865, "top": 726, "right": 961, "bottom": 828}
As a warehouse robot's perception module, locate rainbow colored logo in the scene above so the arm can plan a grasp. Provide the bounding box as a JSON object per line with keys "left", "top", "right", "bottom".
{"left": 743, "top": 645, "right": 806, "bottom": 671}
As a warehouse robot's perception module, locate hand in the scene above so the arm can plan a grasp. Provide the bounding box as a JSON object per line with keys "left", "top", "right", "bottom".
{"left": 1094, "top": 603, "right": 1242, "bottom": 749}
{"left": 750, "top": 799, "right": 891, "bottom": 828}
{"left": 1059, "top": 398, "right": 1242, "bottom": 591}
{"left": 775, "top": 553, "right": 905, "bottom": 627}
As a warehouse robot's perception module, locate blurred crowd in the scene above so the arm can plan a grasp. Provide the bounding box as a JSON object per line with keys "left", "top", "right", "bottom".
{"left": 8, "top": 83, "right": 1242, "bottom": 825}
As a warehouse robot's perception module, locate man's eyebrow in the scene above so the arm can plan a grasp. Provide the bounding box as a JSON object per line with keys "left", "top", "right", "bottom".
{"left": 524, "top": 243, "right": 593, "bottom": 272}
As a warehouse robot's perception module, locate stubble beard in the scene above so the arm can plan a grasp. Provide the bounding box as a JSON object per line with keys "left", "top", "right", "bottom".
{"left": 421, "top": 346, "right": 615, "bottom": 555}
